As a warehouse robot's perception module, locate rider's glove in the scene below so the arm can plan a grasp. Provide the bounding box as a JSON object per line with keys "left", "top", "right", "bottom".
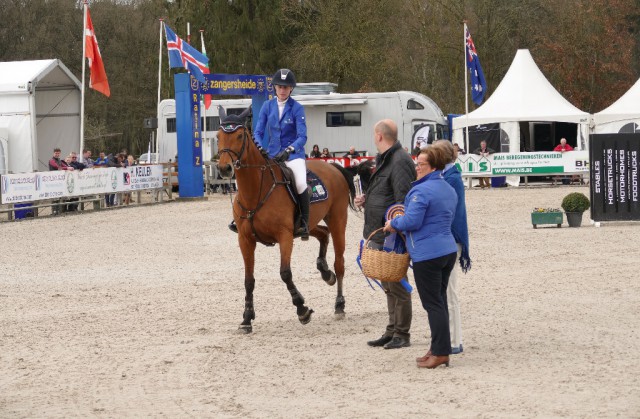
{"left": 275, "top": 146, "right": 294, "bottom": 163}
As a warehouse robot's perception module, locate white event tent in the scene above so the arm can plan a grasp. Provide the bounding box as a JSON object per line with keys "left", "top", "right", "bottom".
{"left": 452, "top": 49, "right": 590, "bottom": 153}
{"left": 0, "top": 59, "right": 81, "bottom": 174}
{"left": 593, "top": 78, "right": 640, "bottom": 134}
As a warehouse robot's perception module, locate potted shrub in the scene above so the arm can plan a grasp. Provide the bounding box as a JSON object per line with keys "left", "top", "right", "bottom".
{"left": 531, "top": 207, "right": 563, "bottom": 229}
{"left": 561, "top": 192, "right": 590, "bottom": 227}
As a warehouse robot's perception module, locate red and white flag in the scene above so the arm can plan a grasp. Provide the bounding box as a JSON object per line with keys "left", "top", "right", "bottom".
{"left": 85, "top": 7, "right": 110, "bottom": 97}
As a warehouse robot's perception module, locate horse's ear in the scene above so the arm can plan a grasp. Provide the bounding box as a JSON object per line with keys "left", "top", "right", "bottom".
{"left": 239, "top": 106, "right": 251, "bottom": 119}
{"left": 218, "top": 106, "right": 227, "bottom": 120}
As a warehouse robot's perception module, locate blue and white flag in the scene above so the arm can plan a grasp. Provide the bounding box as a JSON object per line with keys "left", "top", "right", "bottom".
{"left": 465, "top": 24, "right": 487, "bottom": 105}
{"left": 164, "top": 24, "right": 209, "bottom": 83}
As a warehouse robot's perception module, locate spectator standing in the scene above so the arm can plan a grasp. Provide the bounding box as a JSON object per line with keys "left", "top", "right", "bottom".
{"left": 94, "top": 152, "right": 108, "bottom": 166}
{"left": 355, "top": 119, "right": 416, "bottom": 350}
{"left": 383, "top": 146, "right": 458, "bottom": 369}
{"left": 433, "top": 140, "right": 471, "bottom": 355}
{"left": 48, "top": 148, "right": 72, "bottom": 171}
{"left": 82, "top": 149, "right": 94, "bottom": 167}
{"left": 473, "top": 140, "right": 494, "bottom": 188}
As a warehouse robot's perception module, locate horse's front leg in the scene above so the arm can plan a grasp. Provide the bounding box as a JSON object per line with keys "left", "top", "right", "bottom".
{"left": 238, "top": 234, "right": 257, "bottom": 333}
{"left": 279, "top": 237, "right": 314, "bottom": 324}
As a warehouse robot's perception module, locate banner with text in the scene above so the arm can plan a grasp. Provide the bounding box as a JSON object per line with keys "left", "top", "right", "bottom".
{"left": 456, "top": 151, "right": 589, "bottom": 176}
{"left": 590, "top": 133, "right": 640, "bottom": 221}
{"left": 0, "top": 166, "right": 164, "bottom": 204}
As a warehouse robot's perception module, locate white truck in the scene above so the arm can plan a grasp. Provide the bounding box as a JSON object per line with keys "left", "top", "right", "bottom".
{"left": 155, "top": 86, "right": 446, "bottom": 162}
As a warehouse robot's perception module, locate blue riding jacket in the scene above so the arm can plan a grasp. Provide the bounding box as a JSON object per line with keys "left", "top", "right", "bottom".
{"left": 254, "top": 96, "right": 307, "bottom": 160}
{"left": 390, "top": 170, "right": 458, "bottom": 263}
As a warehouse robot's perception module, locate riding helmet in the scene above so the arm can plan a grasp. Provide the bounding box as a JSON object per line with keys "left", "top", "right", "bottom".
{"left": 272, "top": 69, "right": 296, "bottom": 88}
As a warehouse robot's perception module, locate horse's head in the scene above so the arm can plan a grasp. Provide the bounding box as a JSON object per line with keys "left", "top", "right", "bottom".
{"left": 216, "top": 106, "right": 252, "bottom": 178}
{"left": 355, "top": 159, "right": 376, "bottom": 191}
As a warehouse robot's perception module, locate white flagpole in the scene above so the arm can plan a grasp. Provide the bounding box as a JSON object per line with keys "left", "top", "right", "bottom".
{"left": 200, "top": 29, "right": 208, "bottom": 160}
{"left": 79, "top": 1, "right": 88, "bottom": 163}
{"left": 463, "top": 22, "right": 470, "bottom": 154}
{"left": 156, "top": 19, "right": 164, "bottom": 162}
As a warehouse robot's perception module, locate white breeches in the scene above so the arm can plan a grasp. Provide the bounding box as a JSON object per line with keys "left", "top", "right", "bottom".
{"left": 285, "top": 158, "right": 307, "bottom": 194}
{"left": 447, "top": 244, "right": 463, "bottom": 348}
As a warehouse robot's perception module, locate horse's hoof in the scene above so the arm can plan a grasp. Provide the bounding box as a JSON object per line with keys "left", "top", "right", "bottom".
{"left": 298, "top": 308, "right": 314, "bottom": 325}
{"left": 334, "top": 312, "right": 346, "bottom": 320}
{"left": 237, "top": 325, "right": 253, "bottom": 334}
{"left": 325, "top": 272, "right": 337, "bottom": 286}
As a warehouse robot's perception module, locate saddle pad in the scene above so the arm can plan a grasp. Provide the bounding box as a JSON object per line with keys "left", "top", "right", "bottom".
{"left": 283, "top": 168, "right": 328, "bottom": 203}
{"left": 307, "top": 169, "right": 328, "bottom": 203}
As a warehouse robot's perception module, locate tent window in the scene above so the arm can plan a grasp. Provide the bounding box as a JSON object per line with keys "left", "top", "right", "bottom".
{"left": 326, "top": 112, "right": 361, "bottom": 127}
{"left": 167, "top": 118, "right": 176, "bottom": 133}
{"left": 407, "top": 99, "right": 424, "bottom": 110}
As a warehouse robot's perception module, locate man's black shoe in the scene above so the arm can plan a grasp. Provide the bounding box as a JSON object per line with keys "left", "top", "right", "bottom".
{"left": 367, "top": 335, "right": 393, "bottom": 347}
{"left": 228, "top": 220, "right": 238, "bottom": 233}
{"left": 383, "top": 337, "right": 411, "bottom": 349}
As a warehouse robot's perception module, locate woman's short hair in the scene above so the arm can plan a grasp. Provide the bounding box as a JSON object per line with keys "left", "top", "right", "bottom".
{"left": 420, "top": 145, "right": 449, "bottom": 171}
{"left": 433, "top": 140, "right": 455, "bottom": 163}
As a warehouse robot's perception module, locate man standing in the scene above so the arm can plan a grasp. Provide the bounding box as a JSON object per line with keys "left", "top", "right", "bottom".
{"left": 355, "top": 119, "right": 416, "bottom": 350}
{"left": 48, "top": 148, "right": 73, "bottom": 171}
{"left": 473, "top": 140, "right": 494, "bottom": 188}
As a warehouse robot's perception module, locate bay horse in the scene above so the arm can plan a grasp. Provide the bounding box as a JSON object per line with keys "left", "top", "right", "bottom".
{"left": 216, "top": 108, "right": 356, "bottom": 333}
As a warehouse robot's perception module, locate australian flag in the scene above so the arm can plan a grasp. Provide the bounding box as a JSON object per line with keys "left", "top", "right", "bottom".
{"left": 164, "top": 24, "right": 209, "bottom": 83}
{"left": 465, "top": 24, "right": 487, "bottom": 105}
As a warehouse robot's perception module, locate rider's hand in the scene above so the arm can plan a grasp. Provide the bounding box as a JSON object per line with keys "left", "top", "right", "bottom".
{"left": 354, "top": 194, "right": 366, "bottom": 208}
{"left": 275, "top": 146, "right": 294, "bottom": 163}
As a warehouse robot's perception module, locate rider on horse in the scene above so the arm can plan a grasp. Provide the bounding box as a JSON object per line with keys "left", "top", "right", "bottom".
{"left": 228, "top": 68, "right": 310, "bottom": 240}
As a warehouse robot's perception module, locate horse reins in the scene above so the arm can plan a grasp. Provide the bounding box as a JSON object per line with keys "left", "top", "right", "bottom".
{"left": 218, "top": 126, "right": 289, "bottom": 246}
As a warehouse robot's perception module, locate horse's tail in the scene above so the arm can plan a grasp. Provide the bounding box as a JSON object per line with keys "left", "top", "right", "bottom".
{"left": 330, "top": 163, "right": 356, "bottom": 211}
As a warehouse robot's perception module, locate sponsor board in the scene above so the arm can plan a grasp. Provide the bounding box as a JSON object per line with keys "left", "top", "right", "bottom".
{"left": 0, "top": 166, "right": 164, "bottom": 204}
{"left": 456, "top": 151, "right": 589, "bottom": 176}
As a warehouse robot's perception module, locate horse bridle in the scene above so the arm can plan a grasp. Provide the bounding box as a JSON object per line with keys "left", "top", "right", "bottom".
{"left": 217, "top": 124, "right": 289, "bottom": 246}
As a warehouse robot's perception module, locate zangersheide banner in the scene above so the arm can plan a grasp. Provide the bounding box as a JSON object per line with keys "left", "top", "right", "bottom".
{"left": 0, "top": 166, "right": 164, "bottom": 204}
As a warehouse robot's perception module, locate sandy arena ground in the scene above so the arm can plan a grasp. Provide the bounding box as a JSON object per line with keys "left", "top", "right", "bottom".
{"left": 1, "top": 185, "right": 639, "bottom": 417}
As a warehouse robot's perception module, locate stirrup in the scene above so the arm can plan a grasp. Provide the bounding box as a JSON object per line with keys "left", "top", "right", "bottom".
{"left": 228, "top": 220, "right": 238, "bottom": 233}
{"left": 294, "top": 225, "right": 309, "bottom": 241}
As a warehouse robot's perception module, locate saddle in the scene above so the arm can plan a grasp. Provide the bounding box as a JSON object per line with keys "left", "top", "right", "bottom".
{"left": 279, "top": 163, "right": 328, "bottom": 227}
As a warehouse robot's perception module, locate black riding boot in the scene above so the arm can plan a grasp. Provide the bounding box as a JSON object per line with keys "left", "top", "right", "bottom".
{"left": 295, "top": 189, "right": 310, "bottom": 241}
{"left": 228, "top": 220, "right": 238, "bottom": 233}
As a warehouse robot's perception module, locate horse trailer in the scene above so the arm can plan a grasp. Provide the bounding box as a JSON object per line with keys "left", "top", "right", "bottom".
{"left": 155, "top": 88, "right": 446, "bottom": 162}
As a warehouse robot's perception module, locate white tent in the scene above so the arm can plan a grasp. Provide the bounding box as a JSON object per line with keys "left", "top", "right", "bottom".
{"left": 593, "top": 78, "right": 640, "bottom": 134}
{"left": 0, "top": 59, "right": 81, "bottom": 174}
{"left": 452, "top": 49, "right": 590, "bottom": 153}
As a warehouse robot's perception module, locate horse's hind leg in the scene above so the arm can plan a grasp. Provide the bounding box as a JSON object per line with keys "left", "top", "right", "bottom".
{"left": 326, "top": 212, "right": 347, "bottom": 319}
{"left": 238, "top": 235, "right": 257, "bottom": 333}
{"left": 279, "top": 237, "right": 314, "bottom": 324}
{"left": 311, "top": 225, "right": 336, "bottom": 286}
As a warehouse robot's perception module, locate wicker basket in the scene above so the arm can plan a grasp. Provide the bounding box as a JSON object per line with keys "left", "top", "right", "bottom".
{"left": 361, "top": 228, "right": 410, "bottom": 282}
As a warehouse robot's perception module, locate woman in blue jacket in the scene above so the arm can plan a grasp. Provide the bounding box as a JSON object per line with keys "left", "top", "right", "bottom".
{"left": 255, "top": 68, "right": 309, "bottom": 240}
{"left": 383, "top": 146, "right": 458, "bottom": 369}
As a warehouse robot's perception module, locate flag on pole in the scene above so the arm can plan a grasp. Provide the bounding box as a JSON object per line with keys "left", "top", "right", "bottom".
{"left": 200, "top": 29, "right": 212, "bottom": 110}
{"left": 85, "top": 7, "right": 110, "bottom": 97}
{"left": 464, "top": 23, "right": 487, "bottom": 105}
{"left": 164, "top": 24, "right": 209, "bottom": 84}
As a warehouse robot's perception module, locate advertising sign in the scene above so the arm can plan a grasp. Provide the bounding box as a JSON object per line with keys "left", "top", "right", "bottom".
{"left": 456, "top": 151, "right": 589, "bottom": 176}
{"left": 0, "top": 166, "right": 164, "bottom": 204}
{"left": 590, "top": 133, "right": 640, "bottom": 221}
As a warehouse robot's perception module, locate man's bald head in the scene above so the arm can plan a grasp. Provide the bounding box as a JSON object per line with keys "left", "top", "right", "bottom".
{"left": 374, "top": 119, "right": 398, "bottom": 153}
